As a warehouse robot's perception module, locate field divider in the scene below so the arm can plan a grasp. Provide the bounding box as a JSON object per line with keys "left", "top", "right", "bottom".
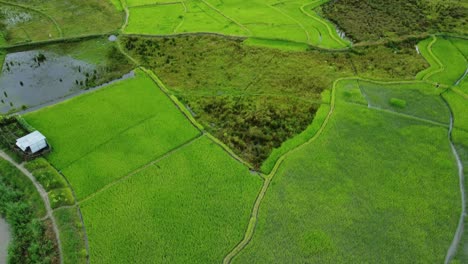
{"left": 78, "top": 134, "right": 205, "bottom": 204}
{"left": 0, "top": 0, "right": 63, "bottom": 38}
{"left": 60, "top": 114, "right": 161, "bottom": 171}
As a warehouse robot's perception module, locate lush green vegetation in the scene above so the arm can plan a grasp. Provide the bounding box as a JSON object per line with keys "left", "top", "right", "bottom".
{"left": 424, "top": 37, "right": 467, "bottom": 86}
{"left": 0, "top": 0, "right": 123, "bottom": 45}
{"left": 123, "top": 0, "right": 349, "bottom": 48}
{"left": 24, "top": 70, "right": 200, "bottom": 199}
{"left": 80, "top": 136, "right": 262, "bottom": 263}
{"left": 123, "top": 35, "right": 427, "bottom": 167}
{"left": 0, "top": 158, "right": 58, "bottom": 263}
{"left": 235, "top": 79, "right": 459, "bottom": 263}
{"left": 322, "top": 0, "right": 468, "bottom": 42}
{"left": 53, "top": 207, "right": 87, "bottom": 264}
{"left": 25, "top": 158, "right": 74, "bottom": 209}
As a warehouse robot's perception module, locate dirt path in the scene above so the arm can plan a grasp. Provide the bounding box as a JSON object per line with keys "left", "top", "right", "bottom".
{"left": 0, "top": 151, "right": 63, "bottom": 264}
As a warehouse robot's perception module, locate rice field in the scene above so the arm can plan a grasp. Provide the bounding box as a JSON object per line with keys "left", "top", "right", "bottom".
{"left": 235, "top": 79, "right": 460, "bottom": 263}
{"left": 123, "top": 0, "right": 349, "bottom": 48}
{"left": 80, "top": 136, "right": 262, "bottom": 263}
{"left": 24, "top": 70, "right": 200, "bottom": 199}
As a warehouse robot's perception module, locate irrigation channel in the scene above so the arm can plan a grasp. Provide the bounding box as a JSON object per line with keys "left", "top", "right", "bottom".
{"left": 0, "top": 218, "right": 10, "bottom": 264}
{"left": 444, "top": 66, "right": 468, "bottom": 264}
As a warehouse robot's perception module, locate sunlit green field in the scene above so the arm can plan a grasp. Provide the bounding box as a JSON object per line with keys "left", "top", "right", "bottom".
{"left": 123, "top": 0, "right": 349, "bottom": 48}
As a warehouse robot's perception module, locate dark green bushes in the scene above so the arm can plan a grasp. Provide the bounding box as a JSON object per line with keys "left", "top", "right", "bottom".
{"left": 322, "top": 0, "right": 468, "bottom": 42}
{"left": 0, "top": 159, "right": 58, "bottom": 263}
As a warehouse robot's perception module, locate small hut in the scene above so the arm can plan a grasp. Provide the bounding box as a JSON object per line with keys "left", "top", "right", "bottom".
{"left": 16, "top": 131, "right": 48, "bottom": 154}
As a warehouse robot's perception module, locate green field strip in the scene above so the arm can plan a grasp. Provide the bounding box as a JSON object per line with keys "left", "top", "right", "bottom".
{"left": 78, "top": 134, "right": 205, "bottom": 204}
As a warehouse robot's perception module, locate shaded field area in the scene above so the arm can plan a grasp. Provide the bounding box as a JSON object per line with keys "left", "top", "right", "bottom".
{"left": 322, "top": 0, "right": 467, "bottom": 42}
{"left": 0, "top": 0, "right": 123, "bottom": 46}
{"left": 235, "top": 79, "right": 459, "bottom": 263}
{"left": 123, "top": 35, "right": 428, "bottom": 167}
{"left": 123, "top": 0, "right": 348, "bottom": 48}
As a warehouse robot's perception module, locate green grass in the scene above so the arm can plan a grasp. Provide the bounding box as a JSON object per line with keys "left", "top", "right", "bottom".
{"left": 54, "top": 207, "right": 87, "bottom": 264}
{"left": 235, "top": 79, "right": 459, "bottom": 263}
{"left": 123, "top": 0, "right": 349, "bottom": 48}
{"left": 80, "top": 136, "right": 262, "bottom": 263}
{"left": 24, "top": 69, "right": 200, "bottom": 199}
{"left": 243, "top": 38, "right": 309, "bottom": 51}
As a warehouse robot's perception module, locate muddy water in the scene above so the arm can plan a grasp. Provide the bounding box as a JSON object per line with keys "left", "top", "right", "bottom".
{"left": 0, "top": 218, "right": 10, "bottom": 264}
{"left": 0, "top": 50, "right": 96, "bottom": 114}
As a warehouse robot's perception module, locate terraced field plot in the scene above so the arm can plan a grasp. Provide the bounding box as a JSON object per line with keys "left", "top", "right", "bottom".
{"left": 123, "top": 0, "right": 349, "bottom": 48}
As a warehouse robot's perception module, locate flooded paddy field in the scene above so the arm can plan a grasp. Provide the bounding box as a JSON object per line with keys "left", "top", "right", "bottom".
{"left": 0, "top": 50, "right": 97, "bottom": 114}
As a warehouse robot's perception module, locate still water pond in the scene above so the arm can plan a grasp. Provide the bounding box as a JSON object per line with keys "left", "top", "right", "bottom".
{"left": 0, "top": 50, "right": 96, "bottom": 114}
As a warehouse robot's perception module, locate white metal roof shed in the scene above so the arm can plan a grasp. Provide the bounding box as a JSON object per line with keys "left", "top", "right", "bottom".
{"left": 16, "top": 131, "right": 47, "bottom": 154}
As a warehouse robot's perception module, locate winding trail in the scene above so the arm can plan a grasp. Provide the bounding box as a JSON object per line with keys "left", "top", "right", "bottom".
{"left": 0, "top": 150, "right": 63, "bottom": 264}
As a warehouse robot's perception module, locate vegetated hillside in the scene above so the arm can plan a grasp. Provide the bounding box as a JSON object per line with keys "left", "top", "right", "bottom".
{"left": 123, "top": 35, "right": 428, "bottom": 167}
{"left": 322, "top": 0, "right": 468, "bottom": 42}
